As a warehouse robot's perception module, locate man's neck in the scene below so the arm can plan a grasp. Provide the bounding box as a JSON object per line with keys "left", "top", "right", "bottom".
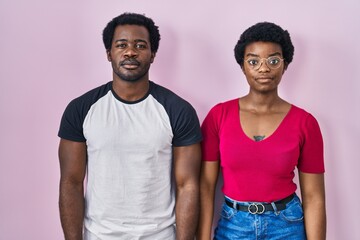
{"left": 112, "top": 78, "right": 150, "bottom": 102}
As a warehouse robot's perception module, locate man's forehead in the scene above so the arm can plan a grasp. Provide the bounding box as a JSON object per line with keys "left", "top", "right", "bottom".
{"left": 113, "top": 25, "right": 150, "bottom": 41}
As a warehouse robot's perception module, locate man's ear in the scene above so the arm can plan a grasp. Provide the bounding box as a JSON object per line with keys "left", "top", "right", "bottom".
{"left": 150, "top": 52, "right": 156, "bottom": 63}
{"left": 107, "top": 50, "right": 112, "bottom": 62}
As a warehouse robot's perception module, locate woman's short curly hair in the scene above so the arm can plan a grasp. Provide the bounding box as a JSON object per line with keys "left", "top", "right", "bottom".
{"left": 234, "top": 22, "right": 294, "bottom": 68}
{"left": 102, "top": 12, "right": 161, "bottom": 53}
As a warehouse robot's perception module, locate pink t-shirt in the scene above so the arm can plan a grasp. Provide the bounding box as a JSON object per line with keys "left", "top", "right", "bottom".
{"left": 201, "top": 99, "right": 325, "bottom": 202}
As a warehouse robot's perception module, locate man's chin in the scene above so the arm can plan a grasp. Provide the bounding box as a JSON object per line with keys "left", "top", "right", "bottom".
{"left": 120, "top": 76, "right": 143, "bottom": 82}
{"left": 114, "top": 72, "right": 143, "bottom": 82}
{"left": 114, "top": 67, "right": 149, "bottom": 83}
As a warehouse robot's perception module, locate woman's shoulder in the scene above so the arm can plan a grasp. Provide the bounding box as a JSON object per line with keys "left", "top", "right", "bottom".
{"left": 289, "top": 104, "right": 319, "bottom": 126}
{"left": 290, "top": 104, "right": 312, "bottom": 116}
{"left": 211, "top": 98, "right": 239, "bottom": 111}
{"left": 204, "top": 98, "right": 239, "bottom": 123}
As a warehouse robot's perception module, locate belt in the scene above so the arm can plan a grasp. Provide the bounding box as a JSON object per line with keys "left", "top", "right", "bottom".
{"left": 225, "top": 194, "right": 295, "bottom": 214}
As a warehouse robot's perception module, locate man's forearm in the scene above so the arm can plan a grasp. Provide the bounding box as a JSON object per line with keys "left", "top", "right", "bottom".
{"left": 59, "top": 181, "right": 85, "bottom": 240}
{"left": 175, "top": 186, "right": 199, "bottom": 240}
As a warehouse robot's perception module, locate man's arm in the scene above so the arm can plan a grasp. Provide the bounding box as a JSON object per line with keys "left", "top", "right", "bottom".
{"left": 173, "top": 143, "right": 201, "bottom": 240}
{"left": 59, "top": 139, "right": 87, "bottom": 240}
{"left": 299, "top": 171, "right": 326, "bottom": 240}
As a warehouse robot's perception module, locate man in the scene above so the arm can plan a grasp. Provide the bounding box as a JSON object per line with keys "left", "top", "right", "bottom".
{"left": 58, "top": 13, "right": 202, "bottom": 240}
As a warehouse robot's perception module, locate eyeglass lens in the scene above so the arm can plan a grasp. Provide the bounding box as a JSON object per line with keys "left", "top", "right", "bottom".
{"left": 246, "top": 57, "right": 283, "bottom": 70}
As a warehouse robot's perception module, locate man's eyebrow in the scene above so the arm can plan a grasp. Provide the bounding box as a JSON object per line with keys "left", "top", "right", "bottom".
{"left": 114, "top": 39, "right": 128, "bottom": 43}
{"left": 114, "top": 39, "right": 148, "bottom": 43}
{"left": 134, "top": 39, "right": 148, "bottom": 44}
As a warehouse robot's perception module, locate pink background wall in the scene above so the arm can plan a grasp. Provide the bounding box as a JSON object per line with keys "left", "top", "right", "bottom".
{"left": 1, "top": 0, "right": 359, "bottom": 239}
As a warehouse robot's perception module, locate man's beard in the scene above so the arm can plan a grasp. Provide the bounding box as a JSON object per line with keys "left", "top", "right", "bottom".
{"left": 113, "top": 59, "right": 151, "bottom": 82}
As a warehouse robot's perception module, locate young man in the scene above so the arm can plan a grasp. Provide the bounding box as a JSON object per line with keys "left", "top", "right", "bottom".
{"left": 58, "top": 13, "right": 202, "bottom": 240}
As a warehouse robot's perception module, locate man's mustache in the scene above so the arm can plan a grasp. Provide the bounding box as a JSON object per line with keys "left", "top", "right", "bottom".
{"left": 120, "top": 59, "right": 140, "bottom": 66}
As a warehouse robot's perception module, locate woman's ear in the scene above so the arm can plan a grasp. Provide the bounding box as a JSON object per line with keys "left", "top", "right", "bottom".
{"left": 241, "top": 65, "right": 245, "bottom": 74}
{"left": 283, "top": 63, "right": 288, "bottom": 73}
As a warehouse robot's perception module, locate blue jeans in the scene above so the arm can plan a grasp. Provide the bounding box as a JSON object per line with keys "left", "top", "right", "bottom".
{"left": 214, "top": 194, "right": 306, "bottom": 240}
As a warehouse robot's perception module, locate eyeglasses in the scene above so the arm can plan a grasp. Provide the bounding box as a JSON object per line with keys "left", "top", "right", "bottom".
{"left": 245, "top": 56, "right": 284, "bottom": 70}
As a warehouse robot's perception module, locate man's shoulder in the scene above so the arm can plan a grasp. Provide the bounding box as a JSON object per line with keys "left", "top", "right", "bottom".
{"left": 149, "top": 81, "right": 193, "bottom": 108}
{"left": 71, "top": 81, "right": 112, "bottom": 105}
{"left": 62, "top": 81, "right": 112, "bottom": 120}
{"left": 149, "top": 81, "right": 181, "bottom": 97}
{"left": 149, "top": 82, "right": 201, "bottom": 145}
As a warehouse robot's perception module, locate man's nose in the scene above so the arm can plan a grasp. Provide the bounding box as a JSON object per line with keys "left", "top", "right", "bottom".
{"left": 124, "top": 46, "right": 138, "bottom": 57}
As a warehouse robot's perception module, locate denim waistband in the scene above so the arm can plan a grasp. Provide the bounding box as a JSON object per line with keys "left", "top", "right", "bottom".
{"left": 224, "top": 194, "right": 295, "bottom": 214}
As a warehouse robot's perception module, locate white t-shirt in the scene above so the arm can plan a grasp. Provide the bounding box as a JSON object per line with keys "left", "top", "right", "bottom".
{"left": 58, "top": 81, "right": 202, "bottom": 239}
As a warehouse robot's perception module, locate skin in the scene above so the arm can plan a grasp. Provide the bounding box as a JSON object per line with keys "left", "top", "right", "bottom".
{"left": 299, "top": 172, "right": 326, "bottom": 240}
{"left": 59, "top": 140, "right": 86, "bottom": 240}
{"left": 59, "top": 24, "right": 201, "bottom": 239}
{"left": 197, "top": 161, "right": 219, "bottom": 240}
{"left": 197, "top": 41, "right": 326, "bottom": 239}
{"left": 174, "top": 144, "right": 202, "bottom": 240}
{"left": 107, "top": 25, "right": 155, "bottom": 101}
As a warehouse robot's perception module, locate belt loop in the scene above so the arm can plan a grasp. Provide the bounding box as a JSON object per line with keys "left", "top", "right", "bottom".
{"left": 233, "top": 200, "right": 237, "bottom": 209}
{"left": 271, "top": 202, "right": 280, "bottom": 215}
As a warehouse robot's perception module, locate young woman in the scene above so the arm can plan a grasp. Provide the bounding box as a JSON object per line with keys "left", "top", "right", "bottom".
{"left": 197, "top": 22, "right": 326, "bottom": 240}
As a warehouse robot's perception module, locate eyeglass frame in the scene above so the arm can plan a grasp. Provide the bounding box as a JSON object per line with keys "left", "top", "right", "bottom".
{"left": 244, "top": 56, "right": 285, "bottom": 70}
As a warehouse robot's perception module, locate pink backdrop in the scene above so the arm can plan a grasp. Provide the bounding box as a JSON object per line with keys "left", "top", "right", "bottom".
{"left": 1, "top": 0, "right": 359, "bottom": 239}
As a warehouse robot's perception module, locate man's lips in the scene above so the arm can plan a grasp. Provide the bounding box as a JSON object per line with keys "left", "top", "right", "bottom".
{"left": 121, "top": 64, "right": 139, "bottom": 69}
{"left": 121, "top": 59, "right": 140, "bottom": 66}
{"left": 120, "top": 59, "right": 140, "bottom": 69}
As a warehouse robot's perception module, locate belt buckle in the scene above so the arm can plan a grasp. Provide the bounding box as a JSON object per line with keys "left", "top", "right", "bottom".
{"left": 248, "top": 203, "right": 265, "bottom": 214}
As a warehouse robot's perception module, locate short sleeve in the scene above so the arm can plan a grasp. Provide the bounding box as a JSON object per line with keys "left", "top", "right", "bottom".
{"left": 201, "top": 104, "right": 222, "bottom": 161}
{"left": 58, "top": 99, "right": 86, "bottom": 142}
{"left": 171, "top": 102, "right": 202, "bottom": 147}
{"left": 298, "top": 114, "right": 325, "bottom": 173}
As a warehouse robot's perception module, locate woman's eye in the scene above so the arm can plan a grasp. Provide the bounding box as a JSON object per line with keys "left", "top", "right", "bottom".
{"left": 268, "top": 58, "right": 280, "bottom": 65}
{"left": 248, "top": 59, "right": 258, "bottom": 65}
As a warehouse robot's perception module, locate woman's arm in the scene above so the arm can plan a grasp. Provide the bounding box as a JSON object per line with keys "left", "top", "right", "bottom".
{"left": 299, "top": 171, "right": 326, "bottom": 240}
{"left": 196, "top": 161, "right": 220, "bottom": 240}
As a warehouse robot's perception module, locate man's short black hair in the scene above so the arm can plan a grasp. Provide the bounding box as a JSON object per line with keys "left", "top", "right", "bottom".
{"left": 234, "top": 22, "right": 294, "bottom": 68}
{"left": 102, "top": 12, "right": 161, "bottom": 53}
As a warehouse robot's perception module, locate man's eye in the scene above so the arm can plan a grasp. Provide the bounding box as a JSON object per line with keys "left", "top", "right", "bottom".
{"left": 116, "top": 43, "right": 127, "bottom": 48}
{"left": 136, "top": 44, "right": 146, "bottom": 49}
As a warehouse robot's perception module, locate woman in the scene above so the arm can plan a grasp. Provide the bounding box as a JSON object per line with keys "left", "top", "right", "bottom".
{"left": 197, "top": 22, "right": 326, "bottom": 240}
